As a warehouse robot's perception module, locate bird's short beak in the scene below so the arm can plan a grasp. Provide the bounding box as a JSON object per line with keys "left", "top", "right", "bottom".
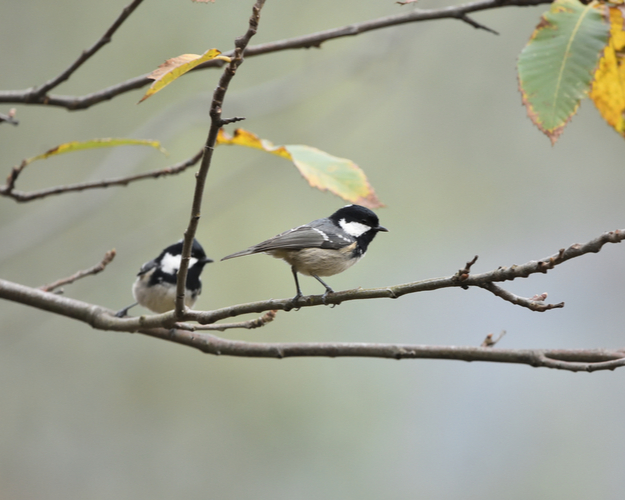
{"left": 202, "top": 257, "right": 214, "bottom": 264}
{"left": 377, "top": 225, "right": 389, "bottom": 232}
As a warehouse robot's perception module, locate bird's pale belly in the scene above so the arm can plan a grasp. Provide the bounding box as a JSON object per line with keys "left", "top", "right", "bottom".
{"left": 133, "top": 273, "right": 198, "bottom": 313}
{"left": 270, "top": 244, "right": 361, "bottom": 277}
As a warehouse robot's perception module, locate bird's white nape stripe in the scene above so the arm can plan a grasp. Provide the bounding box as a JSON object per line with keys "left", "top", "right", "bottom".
{"left": 160, "top": 253, "right": 198, "bottom": 275}
{"left": 339, "top": 218, "right": 371, "bottom": 237}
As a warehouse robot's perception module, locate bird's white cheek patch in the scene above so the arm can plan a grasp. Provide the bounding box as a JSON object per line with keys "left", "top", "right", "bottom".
{"left": 339, "top": 219, "right": 371, "bottom": 237}
{"left": 161, "top": 253, "right": 197, "bottom": 274}
{"left": 160, "top": 253, "right": 181, "bottom": 275}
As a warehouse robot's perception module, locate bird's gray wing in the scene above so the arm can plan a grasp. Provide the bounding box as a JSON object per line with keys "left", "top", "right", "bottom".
{"left": 222, "top": 223, "right": 353, "bottom": 260}
{"left": 137, "top": 258, "right": 157, "bottom": 276}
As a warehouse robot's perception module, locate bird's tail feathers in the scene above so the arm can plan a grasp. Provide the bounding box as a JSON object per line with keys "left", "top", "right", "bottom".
{"left": 221, "top": 248, "right": 257, "bottom": 261}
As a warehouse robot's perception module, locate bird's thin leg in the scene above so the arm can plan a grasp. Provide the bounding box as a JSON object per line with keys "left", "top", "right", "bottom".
{"left": 115, "top": 302, "right": 138, "bottom": 318}
{"left": 312, "top": 275, "right": 335, "bottom": 304}
{"left": 291, "top": 266, "right": 303, "bottom": 302}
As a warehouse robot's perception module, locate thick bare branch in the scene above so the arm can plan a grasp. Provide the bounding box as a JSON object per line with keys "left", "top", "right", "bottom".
{"left": 0, "top": 150, "right": 203, "bottom": 202}
{"left": 1, "top": 226, "right": 623, "bottom": 324}
{"left": 139, "top": 328, "right": 625, "bottom": 373}
{"left": 183, "top": 229, "right": 624, "bottom": 322}
{"left": 0, "top": 0, "right": 551, "bottom": 110}
{"left": 2, "top": 277, "right": 624, "bottom": 372}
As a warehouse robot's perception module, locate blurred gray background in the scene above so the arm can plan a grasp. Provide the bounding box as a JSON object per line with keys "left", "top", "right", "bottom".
{"left": 2, "top": 0, "right": 625, "bottom": 498}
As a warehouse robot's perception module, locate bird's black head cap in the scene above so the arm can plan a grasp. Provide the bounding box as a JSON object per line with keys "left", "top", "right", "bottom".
{"left": 329, "top": 205, "right": 385, "bottom": 231}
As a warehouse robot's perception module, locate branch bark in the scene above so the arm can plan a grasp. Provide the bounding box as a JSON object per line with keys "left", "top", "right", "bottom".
{"left": 21, "top": 0, "right": 145, "bottom": 101}
{"left": 137, "top": 329, "right": 625, "bottom": 373}
{"left": 39, "top": 249, "right": 116, "bottom": 293}
{"left": 174, "top": 0, "right": 265, "bottom": 316}
{"left": 1, "top": 0, "right": 621, "bottom": 375}
{"left": 2, "top": 273, "right": 623, "bottom": 372}
{"left": 0, "top": 228, "right": 623, "bottom": 371}
{"left": 0, "top": 150, "right": 203, "bottom": 202}
{"left": 0, "top": 0, "right": 551, "bottom": 110}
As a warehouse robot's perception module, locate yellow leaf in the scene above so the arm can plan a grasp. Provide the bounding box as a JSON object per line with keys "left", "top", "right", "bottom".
{"left": 216, "top": 128, "right": 291, "bottom": 160}
{"left": 24, "top": 138, "right": 167, "bottom": 165}
{"left": 139, "top": 49, "right": 229, "bottom": 103}
{"left": 590, "top": 6, "right": 625, "bottom": 136}
{"left": 217, "top": 129, "right": 383, "bottom": 208}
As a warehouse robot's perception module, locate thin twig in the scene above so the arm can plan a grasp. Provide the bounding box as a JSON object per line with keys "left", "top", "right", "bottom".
{"left": 457, "top": 13, "right": 499, "bottom": 34}
{"left": 2, "top": 159, "right": 28, "bottom": 195}
{"left": 481, "top": 330, "right": 506, "bottom": 347}
{"left": 175, "top": 0, "right": 265, "bottom": 317}
{"left": 39, "top": 250, "right": 116, "bottom": 293}
{"left": 477, "top": 283, "right": 564, "bottom": 311}
{"left": 0, "top": 110, "right": 18, "bottom": 126}
{"left": 27, "top": 0, "right": 145, "bottom": 99}
{"left": 0, "top": 0, "right": 551, "bottom": 110}
{"left": 220, "top": 116, "right": 246, "bottom": 126}
{"left": 0, "top": 150, "right": 203, "bottom": 202}
{"left": 191, "top": 310, "right": 277, "bottom": 331}
{"left": 453, "top": 255, "right": 479, "bottom": 288}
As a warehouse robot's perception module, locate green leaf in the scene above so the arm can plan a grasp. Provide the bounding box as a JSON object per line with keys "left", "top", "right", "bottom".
{"left": 284, "top": 145, "right": 382, "bottom": 208}
{"left": 25, "top": 138, "right": 167, "bottom": 165}
{"left": 217, "top": 129, "right": 383, "bottom": 208}
{"left": 518, "top": 0, "right": 609, "bottom": 144}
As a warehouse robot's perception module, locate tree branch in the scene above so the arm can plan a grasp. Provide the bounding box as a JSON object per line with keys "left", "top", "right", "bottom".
{"left": 24, "top": 0, "right": 145, "bottom": 100}
{"left": 137, "top": 328, "right": 625, "bottom": 373}
{"left": 187, "top": 310, "right": 277, "bottom": 331}
{"left": 181, "top": 229, "right": 624, "bottom": 323}
{"left": 1, "top": 226, "right": 622, "bottom": 325}
{"left": 0, "top": 0, "right": 551, "bottom": 110}
{"left": 0, "top": 109, "right": 18, "bottom": 126}
{"left": 2, "top": 277, "right": 625, "bottom": 372}
{"left": 456, "top": 13, "right": 499, "bottom": 34}
{"left": 39, "top": 250, "right": 116, "bottom": 293}
{"left": 1, "top": 225, "right": 624, "bottom": 371}
{"left": 0, "top": 150, "right": 203, "bottom": 202}
{"left": 174, "top": 0, "right": 265, "bottom": 317}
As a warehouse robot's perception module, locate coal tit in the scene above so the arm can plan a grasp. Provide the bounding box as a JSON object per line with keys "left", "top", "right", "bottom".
{"left": 116, "top": 239, "right": 213, "bottom": 316}
{"left": 221, "top": 204, "right": 387, "bottom": 300}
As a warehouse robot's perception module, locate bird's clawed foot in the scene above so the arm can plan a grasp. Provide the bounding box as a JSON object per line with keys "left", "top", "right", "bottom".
{"left": 289, "top": 291, "right": 304, "bottom": 310}
{"left": 321, "top": 287, "right": 337, "bottom": 307}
